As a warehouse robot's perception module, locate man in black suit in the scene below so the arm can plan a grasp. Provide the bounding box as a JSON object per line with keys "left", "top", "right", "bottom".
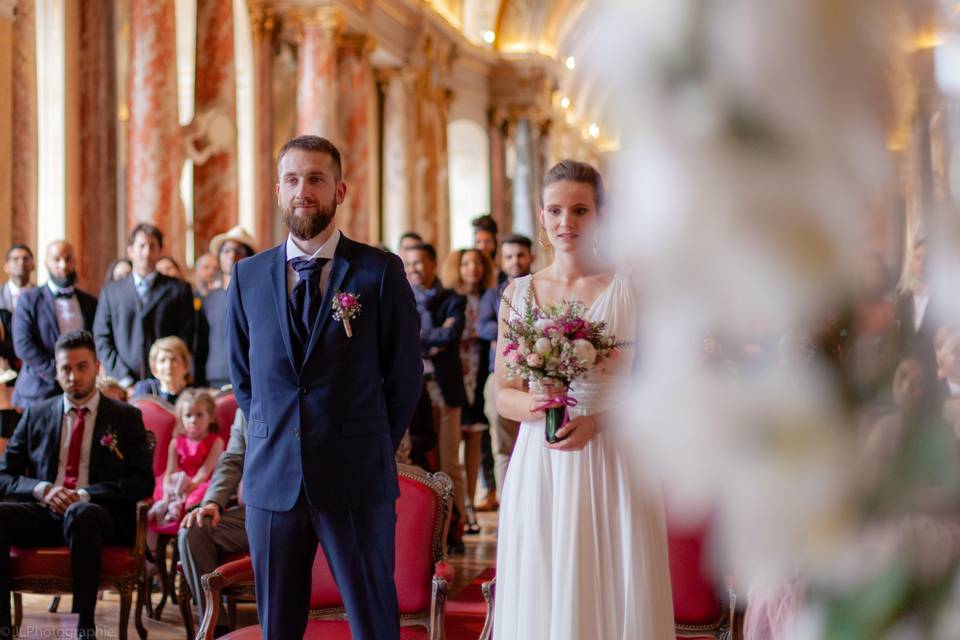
{"left": 93, "top": 223, "right": 195, "bottom": 388}
{"left": 404, "top": 242, "right": 467, "bottom": 547}
{"left": 12, "top": 241, "right": 97, "bottom": 408}
{"left": 896, "top": 238, "right": 938, "bottom": 377}
{"left": 0, "top": 330, "right": 154, "bottom": 638}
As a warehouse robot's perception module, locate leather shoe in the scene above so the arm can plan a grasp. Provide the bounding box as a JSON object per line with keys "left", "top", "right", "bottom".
{"left": 475, "top": 493, "right": 499, "bottom": 512}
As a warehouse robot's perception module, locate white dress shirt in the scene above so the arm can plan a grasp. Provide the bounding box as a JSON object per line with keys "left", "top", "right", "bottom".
{"left": 132, "top": 271, "right": 158, "bottom": 301}
{"left": 32, "top": 391, "right": 102, "bottom": 502}
{"left": 913, "top": 291, "right": 930, "bottom": 331}
{"left": 3, "top": 280, "right": 33, "bottom": 312}
{"left": 47, "top": 282, "right": 84, "bottom": 334}
{"left": 285, "top": 228, "right": 341, "bottom": 298}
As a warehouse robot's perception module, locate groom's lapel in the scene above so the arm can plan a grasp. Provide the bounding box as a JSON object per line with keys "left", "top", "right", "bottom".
{"left": 270, "top": 246, "right": 299, "bottom": 371}
{"left": 301, "top": 235, "right": 353, "bottom": 368}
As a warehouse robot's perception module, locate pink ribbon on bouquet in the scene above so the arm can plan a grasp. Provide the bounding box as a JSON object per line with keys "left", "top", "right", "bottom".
{"left": 533, "top": 395, "right": 579, "bottom": 414}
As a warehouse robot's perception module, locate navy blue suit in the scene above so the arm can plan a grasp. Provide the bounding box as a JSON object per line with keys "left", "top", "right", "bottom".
{"left": 227, "top": 234, "right": 422, "bottom": 639}
{"left": 416, "top": 284, "right": 467, "bottom": 407}
{"left": 12, "top": 285, "right": 98, "bottom": 408}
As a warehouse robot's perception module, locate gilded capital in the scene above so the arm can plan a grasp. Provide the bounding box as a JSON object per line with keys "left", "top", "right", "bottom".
{"left": 339, "top": 32, "right": 375, "bottom": 57}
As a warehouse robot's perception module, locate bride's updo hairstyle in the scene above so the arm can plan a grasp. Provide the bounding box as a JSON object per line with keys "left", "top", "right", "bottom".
{"left": 540, "top": 160, "right": 605, "bottom": 210}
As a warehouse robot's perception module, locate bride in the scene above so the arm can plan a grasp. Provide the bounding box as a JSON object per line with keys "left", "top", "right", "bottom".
{"left": 493, "top": 160, "right": 674, "bottom": 639}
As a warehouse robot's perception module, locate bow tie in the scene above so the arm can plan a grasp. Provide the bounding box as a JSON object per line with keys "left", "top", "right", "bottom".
{"left": 53, "top": 288, "right": 75, "bottom": 299}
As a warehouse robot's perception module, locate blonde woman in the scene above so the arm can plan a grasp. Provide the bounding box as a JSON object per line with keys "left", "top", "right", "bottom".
{"left": 132, "top": 336, "right": 193, "bottom": 404}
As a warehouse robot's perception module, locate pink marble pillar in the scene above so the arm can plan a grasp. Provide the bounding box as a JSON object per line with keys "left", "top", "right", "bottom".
{"left": 193, "top": 0, "right": 238, "bottom": 258}
{"left": 77, "top": 0, "right": 118, "bottom": 291}
{"left": 337, "top": 34, "right": 375, "bottom": 243}
{"left": 250, "top": 4, "right": 277, "bottom": 249}
{"left": 11, "top": 0, "right": 36, "bottom": 248}
{"left": 127, "top": 0, "right": 185, "bottom": 262}
{"left": 296, "top": 8, "right": 341, "bottom": 142}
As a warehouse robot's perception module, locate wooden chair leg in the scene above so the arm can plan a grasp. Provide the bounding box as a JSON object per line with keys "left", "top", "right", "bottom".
{"left": 143, "top": 564, "right": 155, "bottom": 619}
{"left": 48, "top": 595, "right": 61, "bottom": 612}
{"left": 178, "top": 570, "right": 195, "bottom": 640}
{"left": 227, "top": 597, "right": 238, "bottom": 630}
{"left": 134, "top": 575, "right": 149, "bottom": 640}
{"left": 13, "top": 592, "right": 23, "bottom": 630}
{"left": 118, "top": 587, "right": 132, "bottom": 640}
{"left": 153, "top": 535, "right": 173, "bottom": 619}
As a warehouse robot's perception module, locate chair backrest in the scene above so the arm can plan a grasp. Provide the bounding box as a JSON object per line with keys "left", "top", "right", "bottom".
{"left": 133, "top": 397, "right": 177, "bottom": 477}
{"left": 667, "top": 515, "right": 725, "bottom": 626}
{"left": 214, "top": 391, "right": 238, "bottom": 445}
{"left": 308, "top": 465, "right": 453, "bottom": 615}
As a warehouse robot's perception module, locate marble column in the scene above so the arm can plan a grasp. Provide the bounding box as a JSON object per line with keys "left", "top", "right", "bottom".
{"left": 11, "top": 0, "right": 36, "bottom": 249}
{"left": 250, "top": 3, "right": 276, "bottom": 248}
{"left": 380, "top": 68, "right": 416, "bottom": 250}
{"left": 337, "top": 33, "right": 376, "bottom": 243}
{"left": 77, "top": 0, "right": 118, "bottom": 291}
{"left": 488, "top": 109, "right": 510, "bottom": 235}
{"left": 127, "top": 0, "right": 185, "bottom": 262}
{"left": 193, "top": 0, "right": 237, "bottom": 257}
{"left": 511, "top": 116, "right": 536, "bottom": 239}
{"left": 296, "top": 7, "right": 341, "bottom": 143}
{"left": 0, "top": 0, "right": 14, "bottom": 253}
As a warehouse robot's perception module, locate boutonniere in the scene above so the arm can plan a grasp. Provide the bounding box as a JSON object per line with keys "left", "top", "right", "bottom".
{"left": 100, "top": 429, "right": 124, "bottom": 460}
{"left": 332, "top": 291, "right": 362, "bottom": 338}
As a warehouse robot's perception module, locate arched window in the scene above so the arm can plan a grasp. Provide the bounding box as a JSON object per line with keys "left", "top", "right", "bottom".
{"left": 447, "top": 119, "right": 491, "bottom": 250}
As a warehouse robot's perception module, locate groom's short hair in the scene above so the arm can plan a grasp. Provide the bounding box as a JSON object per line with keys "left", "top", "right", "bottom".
{"left": 277, "top": 135, "right": 343, "bottom": 182}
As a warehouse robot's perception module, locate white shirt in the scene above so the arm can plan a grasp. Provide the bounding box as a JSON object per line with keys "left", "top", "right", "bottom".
{"left": 913, "top": 291, "right": 930, "bottom": 332}
{"left": 132, "top": 271, "right": 158, "bottom": 300}
{"left": 4, "top": 280, "right": 33, "bottom": 311}
{"left": 32, "top": 391, "right": 102, "bottom": 502}
{"left": 285, "top": 228, "right": 341, "bottom": 298}
{"left": 47, "top": 282, "right": 84, "bottom": 334}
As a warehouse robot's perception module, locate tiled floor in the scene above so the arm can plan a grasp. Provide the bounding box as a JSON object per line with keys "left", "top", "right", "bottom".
{"left": 12, "top": 512, "right": 498, "bottom": 639}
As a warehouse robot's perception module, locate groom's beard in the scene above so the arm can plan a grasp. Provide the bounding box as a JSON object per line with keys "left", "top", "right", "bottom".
{"left": 282, "top": 195, "right": 337, "bottom": 241}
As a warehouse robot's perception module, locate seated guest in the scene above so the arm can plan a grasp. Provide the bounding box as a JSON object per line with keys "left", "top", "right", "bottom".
{"left": 149, "top": 390, "right": 223, "bottom": 526}
{"left": 93, "top": 223, "right": 195, "bottom": 387}
{"left": 178, "top": 409, "right": 249, "bottom": 633}
{"left": 404, "top": 242, "right": 467, "bottom": 551}
{"left": 196, "top": 226, "right": 257, "bottom": 388}
{"left": 156, "top": 256, "right": 184, "bottom": 280}
{"left": 0, "top": 329, "right": 154, "bottom": 639}
{"left": 12, "top": 241, "right": 98, "bottom": 409}
{"left": 131, "top": 336, "right": 193, "bottom": 405}
{"left": 104, "top": 258, "right": 133, "bottom": 284}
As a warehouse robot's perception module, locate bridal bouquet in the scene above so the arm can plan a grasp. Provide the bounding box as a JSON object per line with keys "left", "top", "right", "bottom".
{"left": 501, "top": 288, "right": 627, "bottom": 442}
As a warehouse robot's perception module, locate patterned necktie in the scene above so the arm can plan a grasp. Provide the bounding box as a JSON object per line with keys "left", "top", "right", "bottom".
{"left": 63, "top": 407, "right": 88, "bottom": 489}
{"left": 289, "top": 257, "right": 330, "bottom": 341}
{"left": 136, "top": 278, "right": 149, "bottom": 302}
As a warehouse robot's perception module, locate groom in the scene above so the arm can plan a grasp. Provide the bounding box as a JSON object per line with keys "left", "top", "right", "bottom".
{"left": 227, "top": 135, "right": 422, "bottom": 639}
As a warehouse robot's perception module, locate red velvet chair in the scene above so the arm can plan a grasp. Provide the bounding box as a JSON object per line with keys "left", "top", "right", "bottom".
{"left": 133, "top": 396, "right": 181, "bottom": 619}
{"left": 213, "top": 390, "right": 238, "bottom": 445}
{"left": 478, "top": 515, "right": 740, "bottom": 640}
{"left": 198, "top": 464, "right": 454, "bottom": 639}
{"left": 9, "top": 434, "right": 156, "bottom": 640}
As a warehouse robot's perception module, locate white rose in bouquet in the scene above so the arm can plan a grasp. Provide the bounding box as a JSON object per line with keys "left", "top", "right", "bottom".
{"left": 573, "top": 339, "right": 597, "bottom": 365}
{"left": 535, "top": 338, "right": 553, "bottom": 356}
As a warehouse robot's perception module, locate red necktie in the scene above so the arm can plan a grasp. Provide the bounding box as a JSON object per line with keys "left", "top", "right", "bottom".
{"left": 63, "top": 407, "right": 88, "bottom": 489}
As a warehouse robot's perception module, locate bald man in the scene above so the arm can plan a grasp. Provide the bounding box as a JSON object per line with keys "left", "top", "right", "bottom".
{"left": 12, "top": 241, "right": 98, "bottom": 408}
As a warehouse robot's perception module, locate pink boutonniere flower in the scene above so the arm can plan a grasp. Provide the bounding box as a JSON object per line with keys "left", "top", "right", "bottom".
{"left": 332, "top": 291, "right": 362, "bottom": 338}
{"left": 100, "top": 429, "right": 124, "bottom": 460}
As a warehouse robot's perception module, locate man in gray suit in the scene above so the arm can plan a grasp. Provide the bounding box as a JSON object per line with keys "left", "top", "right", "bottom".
{"left": 178, "top": 409, "right": 249, "bottom": 629}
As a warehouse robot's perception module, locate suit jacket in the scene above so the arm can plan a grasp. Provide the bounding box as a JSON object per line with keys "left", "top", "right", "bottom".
{"left": 93, "top": 273, "right": 195, "bottom": 382}
{"left": 228, "top": 234, "right": 423, "bottom": 511}
{"left": 11, "top": 285, "right": 98, "bottom": 407}
{"left": 895, "top": 291, "right": 938, "bottom": 376}
{"left": 202, "top": 410, "right": 248, "bottom": 511}
{"left": 0, "top": 394, "right": 155, "bottom": 539}
{"left": 194, "top": 288, "right": 230, "bottom": 388}
{"left": 417, "top": 284, "right": 467, "bottom": 408}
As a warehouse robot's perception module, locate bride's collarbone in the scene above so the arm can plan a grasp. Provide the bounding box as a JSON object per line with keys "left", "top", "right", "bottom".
{"left": 530, "top": 271, "right": 615, "bottom": 308}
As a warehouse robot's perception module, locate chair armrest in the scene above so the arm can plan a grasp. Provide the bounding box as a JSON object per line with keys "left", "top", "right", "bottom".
{"left": 198, "top": 558, "right": 254, "bottom": 639}
{"left": 133, "top": 499, "right": 152, "bottom": 559}
{"left": 479, "top": 576, "right": 496, "bottom": 640}
{"left": 434, "top": 560, "right": 455, "bottom": 584}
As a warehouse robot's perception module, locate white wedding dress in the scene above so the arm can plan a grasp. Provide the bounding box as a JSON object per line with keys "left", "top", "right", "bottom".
{"left": 493, "top": 272, "right": 675, "bottom": 640}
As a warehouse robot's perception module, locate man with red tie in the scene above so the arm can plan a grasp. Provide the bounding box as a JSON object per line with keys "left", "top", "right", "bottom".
{"left": 0, "top": 330, "right": 154, "bottom": 639}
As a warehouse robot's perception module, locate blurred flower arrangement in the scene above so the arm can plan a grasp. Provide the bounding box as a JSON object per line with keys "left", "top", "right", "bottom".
{"left": 589, "top": 0, "right": 960, "bottom": 636}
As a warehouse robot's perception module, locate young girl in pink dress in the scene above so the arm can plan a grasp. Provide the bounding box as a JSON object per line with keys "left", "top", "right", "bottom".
{"left": 148, "top": 389, "right": 225, "bottom": 525}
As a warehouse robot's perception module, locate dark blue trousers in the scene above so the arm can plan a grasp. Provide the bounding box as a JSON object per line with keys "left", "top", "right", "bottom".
{"left": 245, "top": 494, "right": 399, "bottom": 640}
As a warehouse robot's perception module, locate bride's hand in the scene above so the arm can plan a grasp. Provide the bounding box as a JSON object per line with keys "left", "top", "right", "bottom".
{"left": 546, "top": 415, "right": 598, "bottom": 452}
{"left": 528, "top": 380, "right": 567, "bottom": 416}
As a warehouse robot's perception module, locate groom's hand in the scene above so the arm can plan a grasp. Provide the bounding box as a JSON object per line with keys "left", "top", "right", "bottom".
{"left": 181, "top": 502, "right": 222, "bottom": 529}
